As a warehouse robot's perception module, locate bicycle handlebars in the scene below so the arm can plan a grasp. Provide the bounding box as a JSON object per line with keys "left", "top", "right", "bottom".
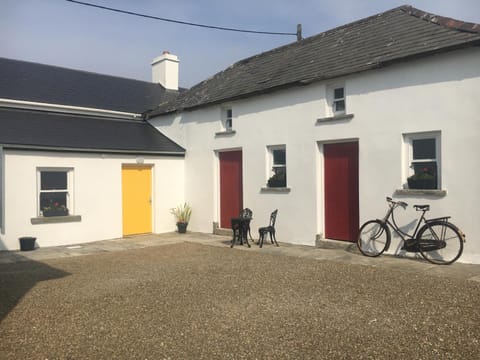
{"left": 386, "top": 196, "right": 408, "bottom": 209}
{"left": 386, "top": 197, "right": 431, "bottom": 212}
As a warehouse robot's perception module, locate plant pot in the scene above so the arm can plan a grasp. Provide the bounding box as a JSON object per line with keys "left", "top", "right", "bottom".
{"left": 407, "top": 178, "right": 436, "bottom": 190}
{"left": 19, "top": 237, "right": 36, "bottom": 251}
{"left": 177, "top": 222, "right": 188, "bottom": 234}
{"left": 43, "top": 209, "right": 69, "bottom": 217}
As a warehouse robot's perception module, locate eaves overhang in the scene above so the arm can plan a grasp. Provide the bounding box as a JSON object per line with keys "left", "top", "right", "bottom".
{"left": 0, "top": 143, "right": 185, "bottom": 157}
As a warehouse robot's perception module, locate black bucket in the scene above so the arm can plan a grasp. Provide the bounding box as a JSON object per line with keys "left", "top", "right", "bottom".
{"left": 19, "top": 237, "right": 36, "bottom": 251}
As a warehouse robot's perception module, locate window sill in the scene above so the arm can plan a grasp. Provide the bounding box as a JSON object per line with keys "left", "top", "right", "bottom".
{"left": 394, "top": 189, "right": 447, "bottom": 197}
{"left": 31, "top": 215, "right": 82, "bottom": 225}
{"left": 215, "top": 130, "right": 236, "bottom": 137}
{"left": 261, "top": 187, "right": 291, "bottom": 193}
{"left": 316, "top": 113, "right": 354, "bottom": 124}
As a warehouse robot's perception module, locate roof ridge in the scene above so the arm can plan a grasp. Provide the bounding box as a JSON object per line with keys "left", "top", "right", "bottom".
{"left": 400, "top": 5, "right": 480, "bottom": 33}
{"left": 151, "top": 5, "right": 480, "bottom": 115}
{"left": 0, "top": 57, "right": 160, "bottom": 86}
{"left": 189, "top": 6, "right": 416, "bottom": 90}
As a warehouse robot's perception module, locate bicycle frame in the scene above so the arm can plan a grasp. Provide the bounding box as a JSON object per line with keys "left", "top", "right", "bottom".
{"left": 379, "top": 201, "right": 428, "bottom": 243}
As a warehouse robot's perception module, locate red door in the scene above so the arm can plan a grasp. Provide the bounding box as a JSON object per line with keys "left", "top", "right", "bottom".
{"left": 219, "top": 151, "right": 243, "bottom": 228}
{"left": 324, "top": 142, "right": 359, "bottom": 241}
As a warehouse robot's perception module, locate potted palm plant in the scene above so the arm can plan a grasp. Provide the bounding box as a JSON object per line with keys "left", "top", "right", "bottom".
{"left": 170, "top": 203, "right": 192, "bottom": 233}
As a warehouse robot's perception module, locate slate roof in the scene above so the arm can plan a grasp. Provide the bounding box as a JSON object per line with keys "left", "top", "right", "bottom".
{"left": 0, "top": 107, "right": 185, "bottom": 155}
{"left": 0, "top": 57, "right": 178, "bottom": 114}
{"left": 148, "top": 5, "right": 480, "bottom": 116}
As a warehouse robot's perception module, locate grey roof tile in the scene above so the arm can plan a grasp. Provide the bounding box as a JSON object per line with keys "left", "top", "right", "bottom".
{"left": 0, "top": 58, "right": 178, "bottom": 114}
{"left": 0, "top": 108, "right": 185, "bottom": 155}
{"left": 148, "top": 5, "right": 480, "bottom": 116}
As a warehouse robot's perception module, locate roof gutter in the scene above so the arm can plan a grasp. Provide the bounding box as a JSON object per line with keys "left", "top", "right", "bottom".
{"left": 0, "top": 99, "right": 142, "bottom": 120}
{"left": 0, "top": 143, "right": 185, "bottom": 157}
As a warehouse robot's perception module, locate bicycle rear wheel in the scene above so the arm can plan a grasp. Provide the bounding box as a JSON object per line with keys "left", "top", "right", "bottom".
{"left": 357, "top": 220, "right": 390, "bottom": 257}
{"left": 417, "top": 221, "right": 463, "bottom": 265}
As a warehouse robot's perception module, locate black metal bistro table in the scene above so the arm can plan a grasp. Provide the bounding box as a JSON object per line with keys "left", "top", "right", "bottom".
{"left": 230, "top": 217, "right": 251, "bottom": 248}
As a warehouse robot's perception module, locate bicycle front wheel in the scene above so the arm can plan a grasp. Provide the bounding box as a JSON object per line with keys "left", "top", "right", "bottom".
{"left": 357, "top": 220, "right": 390, "bottom": 257}
{"left": 417, "top": 221, "right": 463, "bottom": 265}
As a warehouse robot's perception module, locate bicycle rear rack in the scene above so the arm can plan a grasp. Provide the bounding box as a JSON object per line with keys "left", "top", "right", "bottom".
{"left": 425, "top": 216, "right": 451, "bottom": 223}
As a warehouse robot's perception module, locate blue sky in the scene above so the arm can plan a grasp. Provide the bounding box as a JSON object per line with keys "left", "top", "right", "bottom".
{"left": 1, "top": 0, "right": 479, "bottom": 88}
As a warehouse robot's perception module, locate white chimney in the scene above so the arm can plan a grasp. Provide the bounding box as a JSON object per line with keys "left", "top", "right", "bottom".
{"left": 151, "top": 51, "right": 179, "bottom": 90}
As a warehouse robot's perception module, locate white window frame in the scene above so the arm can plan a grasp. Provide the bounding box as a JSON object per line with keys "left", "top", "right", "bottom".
{"left": 333, "top": 86, "right": 346, "bottom": 115}
{"left": 37, "top": 167, "right": 74, "bottom": 216}
{"left": 327, "top": 83, "right": 346, "bottom": 116}
{"left": 222, "top": 107, "right": 233, "bottom": 131}
{"left": 266, "top": 145, "right": 287, "bottom": 188}
{"left": 403, "top": 132, "right": 441, "bottom": 189}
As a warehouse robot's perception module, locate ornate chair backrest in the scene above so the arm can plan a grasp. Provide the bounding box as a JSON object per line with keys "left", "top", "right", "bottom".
{"left": 240, "top": 208, "right": 253, "bottom": 220}
{"left": 269, "top": 209, "right": 278, "bottom": 227}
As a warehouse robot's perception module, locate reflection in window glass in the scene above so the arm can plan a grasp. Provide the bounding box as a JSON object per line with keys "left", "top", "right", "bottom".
{"left": 268, "top": 147, "right": 287, "bottom": 188}
{"left": 413, "top": 138, "right": 436, "bottom": 159}
{"left": 41, "top": 171, "right": 67, "bottom": 190}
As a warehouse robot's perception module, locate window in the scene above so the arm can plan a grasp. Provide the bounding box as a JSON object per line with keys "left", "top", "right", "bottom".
{"left": 333, "top": 87, "right": 346, "bottom": 114}
{"left": 223, "top": 108, "right": 233, "bottom": 131}
{"left": 267, "top": 146, "right": 286, "bottom": 188}
{"left": 326, "top": 84, "right": 346, "bottom": 117}
{"left": 38, "top": 168, "right": 72, "bottom": 216}
{"left": 404, "top": 133, "right": 440, "bottom": 190}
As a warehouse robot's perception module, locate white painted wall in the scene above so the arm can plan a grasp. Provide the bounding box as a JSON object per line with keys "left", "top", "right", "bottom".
{"left": 0, "top": 150, "right": 184, "bottom": 250}
{"left": 151, "top": 47, "right": 480, "bottom": 264}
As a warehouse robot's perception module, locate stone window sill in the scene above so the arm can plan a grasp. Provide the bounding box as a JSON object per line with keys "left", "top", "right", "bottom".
{"left": 394, "top": 189, "right": 447, "bottom": 197}
{"left": 316, "top": 113, "right": 354, "bottom": 124}
{"left": 31, "top": 215, "right": 82, "bottom": 225}
{"left": 260, "top": 187, "right": 291, "bottom": 193}
{"left": 215, "top": 130, "right": 236, "bottom": 137}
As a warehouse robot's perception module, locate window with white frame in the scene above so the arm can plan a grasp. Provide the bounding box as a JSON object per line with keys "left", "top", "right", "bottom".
{"left": 267, "top": 145, "right": 286, "bottom": 188}
{"left": 404, "top": 133, "right": 440, "bottom": 190}
{"left": 38, "top": 168, "right": 73, "bottom": 216}
{"left": 333, "top": 87, "right": 346, "bottom": 114}
{"left": 223, "top": 108, "right": 233, "bottom": 131}
{"left": 326, "top": 84, "right": 347, "bottom": 116}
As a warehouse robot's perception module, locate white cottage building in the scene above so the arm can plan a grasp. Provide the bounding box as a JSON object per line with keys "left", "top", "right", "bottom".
{"left": 148, "top": 6, "right": 480, "bottom": 263}
{"left": 1, "top": 6, "right": 480, "bottom": 263}
{"left": 0, "top": 54, "right": 185, "bottom": 250}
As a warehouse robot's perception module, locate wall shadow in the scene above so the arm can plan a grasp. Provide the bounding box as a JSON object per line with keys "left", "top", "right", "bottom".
{"left": 0, "top": 243, "right": 70, "bottom": 323}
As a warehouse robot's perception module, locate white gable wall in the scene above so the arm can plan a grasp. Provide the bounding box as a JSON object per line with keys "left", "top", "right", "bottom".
{"left": 0, "top": 150, "right": 184, "bottom": 250}
{"left": 151, "top": 48, "right": 480, "bottom": 263}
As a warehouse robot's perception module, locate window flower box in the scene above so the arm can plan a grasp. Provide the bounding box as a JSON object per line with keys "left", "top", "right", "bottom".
{"left": 43, "top": 209, "right": 69, "bottom": 217}
{"left": 407, "top": 167, "right": 436, "bottom": 190}
{"left": 407, "top": 178, "right": 436, "bottom": 190}
{"left": 267, "top": 173, "right": 286, "bottom": 188}
{"left": 42, "top": 200, "right": 69, "bottom": 217}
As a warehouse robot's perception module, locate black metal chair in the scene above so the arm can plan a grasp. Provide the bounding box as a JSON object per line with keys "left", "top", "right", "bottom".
{"left": 230, "top": 217, "right": 251, "bottom": 248}
{"left": 258, "top": 209, "right": 278, "bottom": 248}
{"left": 230, "top": 208, "right": 253, "bottom": 248}
{"left": 239, "top": 208, "right": 253, "bottom": 240}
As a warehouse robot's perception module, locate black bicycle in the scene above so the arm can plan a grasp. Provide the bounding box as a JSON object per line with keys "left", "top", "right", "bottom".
{"left": 357, "top": 197, "right": 465, "bottom": 265}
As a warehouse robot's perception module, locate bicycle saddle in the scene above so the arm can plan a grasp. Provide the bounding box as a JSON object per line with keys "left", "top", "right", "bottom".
{"left": 414, "top": 204, "right": 430, "bottom": 211}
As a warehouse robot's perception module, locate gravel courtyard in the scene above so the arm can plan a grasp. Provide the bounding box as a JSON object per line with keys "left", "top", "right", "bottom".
{"left": 1, "top": 241, "right": 479, "bottom": 359}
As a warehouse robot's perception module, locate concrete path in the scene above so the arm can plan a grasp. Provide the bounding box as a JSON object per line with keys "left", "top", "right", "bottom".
{"left": 2, "top": 232, "right": 480, "bottom": 282}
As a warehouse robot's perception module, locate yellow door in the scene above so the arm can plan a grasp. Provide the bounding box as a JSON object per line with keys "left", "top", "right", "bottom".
{"left": 122, "top": 165, "right": 152, "bottom": 235}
